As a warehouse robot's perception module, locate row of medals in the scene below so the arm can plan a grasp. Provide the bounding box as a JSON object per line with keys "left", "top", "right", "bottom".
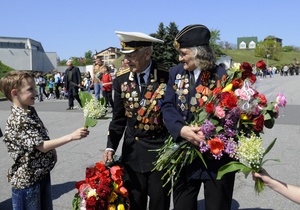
{"left": 174, "top": 73, "right": 209, "bottom": 113}
{"left": 121, "top": 81, "right": 166, "bottom": 131}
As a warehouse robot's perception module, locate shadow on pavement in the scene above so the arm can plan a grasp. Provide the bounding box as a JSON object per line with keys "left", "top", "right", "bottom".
{"left": 52, "top": 181, "right": 77, "bottom": 200}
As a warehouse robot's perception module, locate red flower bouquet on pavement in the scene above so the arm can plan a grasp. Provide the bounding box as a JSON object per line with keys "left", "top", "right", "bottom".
{"left": 72, "top": 161, "right": 130, "bottom": 210}
{"left": 154, "top": 62, "right": 286, "bottom": 193}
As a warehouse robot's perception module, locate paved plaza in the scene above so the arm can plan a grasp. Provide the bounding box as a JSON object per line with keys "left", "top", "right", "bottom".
{"left": 1, "top": 74, "right": 300, "bottom": 209}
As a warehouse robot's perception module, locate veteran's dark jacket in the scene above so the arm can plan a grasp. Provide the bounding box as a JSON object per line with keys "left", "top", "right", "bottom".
{"left": 107, "top": 61, "right": 169, "bottom": 173}
{"left": 63, "top": 66, "right": 82, "bottom": 90}
{"left": 162, "top": 63, "right": 233, "bottom": 179}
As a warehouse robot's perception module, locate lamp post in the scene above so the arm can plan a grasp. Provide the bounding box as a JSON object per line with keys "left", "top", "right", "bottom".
{"left": 266, "top": 54, "right": 270, "bottom": 68}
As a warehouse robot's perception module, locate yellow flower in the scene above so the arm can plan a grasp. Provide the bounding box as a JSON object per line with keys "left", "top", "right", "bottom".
{"left": 117, "top": 203, "right": 125, "bottom": 210}
{"left": 240, "top": 114, "right": 248, "bottom": 120}
{"left": 222, "top": 83, "right": 233, "bottom": 92}
{"left": 108, "top": 204, "right": 116, "bottom": 210}
{"left": 108, "top": 192, "right": 118, "bottom": 203}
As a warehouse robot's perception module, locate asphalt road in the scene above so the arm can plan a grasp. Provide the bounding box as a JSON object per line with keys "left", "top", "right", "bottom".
{"left": 1, "top": 74, "right": 300, "bottom": 209}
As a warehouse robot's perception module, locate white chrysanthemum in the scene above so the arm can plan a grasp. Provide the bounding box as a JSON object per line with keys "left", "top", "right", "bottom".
{"left": 87, "top": 189, "right": 97, "bottom": 198}
{"left": 235, "top": 134, "right": 264, "bottom": 170}
{"left": 83, "top": 98, "right": 107, "bottom": 119}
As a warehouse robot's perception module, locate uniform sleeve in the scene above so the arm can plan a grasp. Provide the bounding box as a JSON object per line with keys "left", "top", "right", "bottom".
{"left": 106, "top": 76, "right": 127, "bottom": 150}
{"left": 161, "top": 67, "right": 185, "bottom": 141}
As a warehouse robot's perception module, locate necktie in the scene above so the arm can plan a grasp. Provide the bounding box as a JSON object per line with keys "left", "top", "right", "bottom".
{"left": 139, "top": 73, "right": 146, "bottom": 94}
{"left": 189, "top": 71, "right": 195, "bottom": 92}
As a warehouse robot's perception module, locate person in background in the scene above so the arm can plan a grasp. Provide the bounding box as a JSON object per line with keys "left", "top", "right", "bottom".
{"left": 0, "top": 70, "right": 89, "bottom": 210}
{"left": 47, "top": 77, "right": 54, "bottom": 99}
{"left": 103, "top": 31, "right": 170, "bottom": 210}
{"left": 100, "top": 64, "right": 114, "bottom": 110}
{"left": 83, "top": 71, "right": 92, "bottom": 94}
{"left": 53, "top": 69, "right": 61, "bottom": 99}
{"left": 109, "top": 63, "right": 118, "bottom": 83}
{"left": 35, "top": 72, "right": 48, "bottom": 102}
{"left": 161, "top": 24, "right": 235, "bottom": 210}
{"left": 253, "top": 168, "right": 300, "bottom": 204}
{"left": 92, "top": 58, "right": 103, "bottom": 100}
{"left": 63, "top": 60, "right": 82, "bottom": 110}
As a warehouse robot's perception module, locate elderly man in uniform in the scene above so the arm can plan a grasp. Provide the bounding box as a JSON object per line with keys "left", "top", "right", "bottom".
{"left": 162, "top": 24, "right": 235, "bottom": 210}
{"left": 103, "top": 31, "right": 170, "bottom": 210}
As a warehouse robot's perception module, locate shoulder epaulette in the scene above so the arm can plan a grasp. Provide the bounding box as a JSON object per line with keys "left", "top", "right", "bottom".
{"left": 117, "top": 68, "right": 130, "bottom": 77}
{"left": 156, "top": 63, "right": 169, "bottom": 72}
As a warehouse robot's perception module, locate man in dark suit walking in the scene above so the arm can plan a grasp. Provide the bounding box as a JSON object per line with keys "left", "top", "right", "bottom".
{"left": 103, "top": 31, "right": 170, "bottom": 210}
{"left": 162, "top": 24, "right": 235, "bottom": 210}
{"left": 63, "top": 59, "right": 82, "bottom": 110}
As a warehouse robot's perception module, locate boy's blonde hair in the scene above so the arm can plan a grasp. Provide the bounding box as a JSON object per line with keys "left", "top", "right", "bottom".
{"left": 0, "top": 70, "right": 35, "bottom": 101}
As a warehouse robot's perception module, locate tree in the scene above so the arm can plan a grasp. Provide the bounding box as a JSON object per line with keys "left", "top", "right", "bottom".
{"left": 151, "top": 22, "right": 179, "bottom": 68}
{"left": 255, "top": 39, "right": 282, "bottom": 61}
{"left": 210, "top": 29, "right": 223, "bottom": 56}
{"left": 84, "top": 50, "right": 94, "bottom": 65}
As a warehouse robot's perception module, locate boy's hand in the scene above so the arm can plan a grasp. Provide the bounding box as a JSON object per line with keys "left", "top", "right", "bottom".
{"left": 71, "top": 128, "right": 90, "bottom": 140}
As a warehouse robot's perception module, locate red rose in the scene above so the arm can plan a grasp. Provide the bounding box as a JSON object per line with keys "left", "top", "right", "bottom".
{"left": 75, "top": 180, "right": 85, "bottom": 190}
{"left": 253, "top": 114, "right": 264, "bottom": 132}
{"left": 256, "top": 60, "right": 266, "bottom": 69}
{"left": 86, "top": 167, "right": 95, "bottom": 178}
{"left": 258, "top": 94, "right": 267, "bottom": 107}
{"left": 95, "top": 161, "right": 107, "bottom": 172}
{"left": 96, "top": 184, "right": 111, "bottom": 198}
{"left": 205, "top": 102, "right": 214, "bottom": 114}
{"left": 221, "top": 92, "right": 238, "bottom": 109}
{"left": 231, "top": 78, "right": 243, "bottom": 89}
{"left": 249, "top": 74, "right": 257, "bottom": 84}
{"left": 86, "top": 196, "right": 97, "bottom": 208}
{"left": 212, "top": 87, "right": 222, "bottom": 96}
{"left": 240, "top": 62, "right": 252, "bottom": 72}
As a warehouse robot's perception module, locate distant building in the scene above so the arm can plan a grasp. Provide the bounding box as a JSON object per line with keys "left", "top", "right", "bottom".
{"left": 237, "top": 36, "right": 258, "bottom": 50}
{"left": 94, "top": 47, "right": 121, "bottom": 65}
{"left": 0, "top": 36, "right": 58, "bottom": 72}
{"left": 264, "top": 35, "right": 282, "bottom": 46}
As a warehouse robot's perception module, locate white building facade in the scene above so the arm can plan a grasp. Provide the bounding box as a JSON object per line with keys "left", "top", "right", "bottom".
{"left": 0, "top": 36, "right": 58, "bottom": 72}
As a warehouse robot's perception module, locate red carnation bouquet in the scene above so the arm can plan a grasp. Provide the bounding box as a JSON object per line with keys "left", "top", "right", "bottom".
{"left": 153, "top": 62, "right": 286, "bottom": 193}
{"left": 72, "top": 161, "right": 130, "bottom": 210}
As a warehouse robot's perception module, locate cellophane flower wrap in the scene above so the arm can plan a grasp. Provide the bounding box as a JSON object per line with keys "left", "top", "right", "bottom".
{"left": 79, "top": 92, "right": 107, "bottom": 128}
{"left": 153, "top": 62, "right": 287, "bottom": 193}
{"left": 72, "top": 160, "right": 130, "bottom": 210}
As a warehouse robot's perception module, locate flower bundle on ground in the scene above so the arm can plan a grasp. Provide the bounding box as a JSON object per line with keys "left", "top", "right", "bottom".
{"left": 153, "top": 61, "right": 286, "bottom": 193}
{"left": 72, "top": 161, "right": 130, "bottom": 210}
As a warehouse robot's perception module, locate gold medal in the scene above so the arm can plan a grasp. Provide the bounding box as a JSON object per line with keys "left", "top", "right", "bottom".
{"left": 191, "top": 106, "right": 196, "bottom": 112}
{"left": 137, "top": 115, "right": 142, "bottom": 121}
{"left": 125, "top": 93, "right": 130, "bottom": 98}
{"left": 139, "top": 123, "right": 144, "bottom": 129}
{"left": 134, "top": 102, "right": 139, "bottom": 108}
{"left": 144, "top": 124, "right": 150, "bottom": 130}
{"left": 129, "top": 104, "right": 134, "bottom": 109}
{"left": 159, "top": 90, "right": 165, "bottom": 95}
{"left": 195, "top": 93, "right": 201, "bottom": 98}
{"left": 150, "top": 124, "right": 155, "bottom": 130}
{"left": 121, "top": 92, "right": 125, "bottom": 98}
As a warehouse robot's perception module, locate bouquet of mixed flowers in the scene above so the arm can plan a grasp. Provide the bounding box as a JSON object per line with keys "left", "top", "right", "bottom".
{"left": 72, "top": 160, "right": 130, "bottom": 210}
{"left": 79, "top": 92, "right": 107, "bottom": 128}
{"left": 153, "top": 61, "right": 287, "bottom": 193}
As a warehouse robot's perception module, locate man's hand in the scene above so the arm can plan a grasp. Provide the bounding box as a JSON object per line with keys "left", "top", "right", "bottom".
{"left": 180, "top": 125, "right": 205, "bottom": 146}
{"left": 103, "top": 150, "right": 115, "bottom": 163}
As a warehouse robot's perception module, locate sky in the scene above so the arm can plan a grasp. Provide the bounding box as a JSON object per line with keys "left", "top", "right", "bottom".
{"left": 2, "top": 0, "right": 299, "bottom": 60}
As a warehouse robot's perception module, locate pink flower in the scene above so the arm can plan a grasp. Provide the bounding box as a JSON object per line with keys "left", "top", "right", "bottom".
{"left": 234, "top": 89, "right": 249, "bottom": 101}
{"left": 276, "top": 93, "right": 287, "bottom": 107}
{"left": 215, "top": 105, "right": 225, "bottom": 119}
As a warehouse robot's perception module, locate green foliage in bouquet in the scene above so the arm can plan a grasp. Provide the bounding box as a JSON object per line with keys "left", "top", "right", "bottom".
{"left": 79, "top": 92, "right": 107, "bottom": 128}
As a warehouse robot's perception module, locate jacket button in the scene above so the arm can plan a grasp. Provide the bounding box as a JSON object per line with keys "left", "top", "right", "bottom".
{"left": 135, "top": 137, "right": 139, "bottom": 140}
